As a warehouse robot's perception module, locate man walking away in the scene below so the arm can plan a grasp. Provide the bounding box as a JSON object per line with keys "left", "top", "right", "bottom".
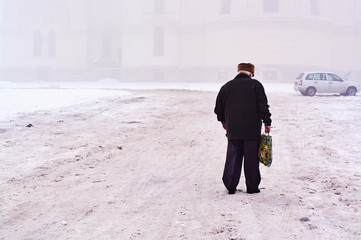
{"left": 214, "top": 63, "right": 272, "bottom": 194}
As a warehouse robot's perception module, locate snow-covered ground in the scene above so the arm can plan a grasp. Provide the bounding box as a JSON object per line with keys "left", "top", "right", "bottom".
{"left": 1, "top": 80, "right": 360, "bottom": 239}
{"left": 0, "top": 88, "right": 131, "bottom": 121}
{"left": 0, "top": 78, "right": 292, "bottom": 91}
{"left": 0, "top": 80, "right": 293, "bottom": 121}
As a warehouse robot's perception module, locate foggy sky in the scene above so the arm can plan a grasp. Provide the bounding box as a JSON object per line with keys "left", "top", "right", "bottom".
{"left": 0, "top": 0, "right": 360, "bottom": 82}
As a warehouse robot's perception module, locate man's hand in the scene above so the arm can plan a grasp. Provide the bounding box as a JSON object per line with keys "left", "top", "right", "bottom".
{"left": 222, "top": 123, "right": 227, "bottom": 130}
{"left": 265, "top": 125, "right": 271, "bottom": 134}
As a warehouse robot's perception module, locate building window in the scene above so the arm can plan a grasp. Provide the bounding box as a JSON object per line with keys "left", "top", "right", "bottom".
{"left": 310, "top": 0, "right": 319, "bottom": 15}
{"left": 220, "top": 0, "right": 231, "bottom": 15}
{"left": 102, "top": 31, "right": 112, "bottom": 59}
{"left": 48, "top": 31, "right": 56, "bottom": 57}
{"left": 153, "top": 26, "right": 164, "bottom": 56}
{"left": 263, "top": 0, "right": 279, "bottom": 13}
{"left": 154, "top": 0, "right": 165, "bottom": 13}
{"left": 153, "top": 71, "right": 164, "bottom": 81}
{"left": 33, "top": 31, "right": 42, "bottom": 57}
{"left": 355, "top": 1, "right": 361, "bottom": 22}
{"left": 118, "top": 48, "right": 122, "bottom": 66}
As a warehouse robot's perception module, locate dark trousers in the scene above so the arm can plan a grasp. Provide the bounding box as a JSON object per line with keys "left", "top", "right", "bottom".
{"left": 222, "top": 139, "right": 261, "bottom": 192}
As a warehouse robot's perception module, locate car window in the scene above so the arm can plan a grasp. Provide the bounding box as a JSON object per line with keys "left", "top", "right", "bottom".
{"left": 305, "top": 74, "right": 314, "bottom": 80}
{"left": 321, "top": 73, "right": 326, "bottom": 80}
{"left": 327, "top": 73, "right": 343, "bottom": 82}
{"left": 314, "top": 73, "right": 326, "bottom": 80}
{"left": 297, "top": 73, "right": 305, "bottom": 79}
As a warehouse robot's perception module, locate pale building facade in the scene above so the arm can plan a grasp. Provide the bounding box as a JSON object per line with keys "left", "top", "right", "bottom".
{"left": 0, "top": 0, "right": 360, "bottom": 82}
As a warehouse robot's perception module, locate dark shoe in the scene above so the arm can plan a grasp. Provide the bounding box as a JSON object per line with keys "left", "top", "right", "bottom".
{"left": 228, "top": 189, "right": 236, "bottom": 194}
{"left": 247, "top": 189, "right": 260, "bottom": 194}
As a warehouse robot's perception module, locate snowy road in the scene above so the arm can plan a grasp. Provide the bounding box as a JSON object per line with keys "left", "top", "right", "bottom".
{"left": 1, "top": 88, "right": 360, "bottom": 239}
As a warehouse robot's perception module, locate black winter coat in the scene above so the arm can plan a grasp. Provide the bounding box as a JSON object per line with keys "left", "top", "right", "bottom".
{"left": 214, "top": 73, "right": 272, "bottom": 140}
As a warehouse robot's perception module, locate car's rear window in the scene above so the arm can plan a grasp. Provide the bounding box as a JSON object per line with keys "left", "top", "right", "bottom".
{"left": 296, "top": 73, "right": 305, "bottom": 79}
{"left": 305, "top": 74, "right": 314, "bottom": 80}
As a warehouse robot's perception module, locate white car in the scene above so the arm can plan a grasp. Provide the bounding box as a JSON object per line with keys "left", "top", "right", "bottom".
{"left": 294, "top": 71, "right": 360, "bottom": 96}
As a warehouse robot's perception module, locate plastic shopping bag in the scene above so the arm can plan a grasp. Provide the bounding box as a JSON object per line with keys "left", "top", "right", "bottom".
{"left": 258, "top": 133, "right": 272, "bottom": 167}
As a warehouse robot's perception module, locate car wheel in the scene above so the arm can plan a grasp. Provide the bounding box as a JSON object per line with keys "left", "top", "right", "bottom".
{"left": 306, "top": 87, "right": 316, "bottom": 97}
{"left": 346, "top": 87, "right": 357, "bottom": 96}
{"left": 300, "top": 91, "right": 307, "bottom": 96}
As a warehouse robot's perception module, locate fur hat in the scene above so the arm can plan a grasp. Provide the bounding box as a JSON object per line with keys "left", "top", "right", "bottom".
{"left": 237, "top": 63, "right": 255, "bottom": 77}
